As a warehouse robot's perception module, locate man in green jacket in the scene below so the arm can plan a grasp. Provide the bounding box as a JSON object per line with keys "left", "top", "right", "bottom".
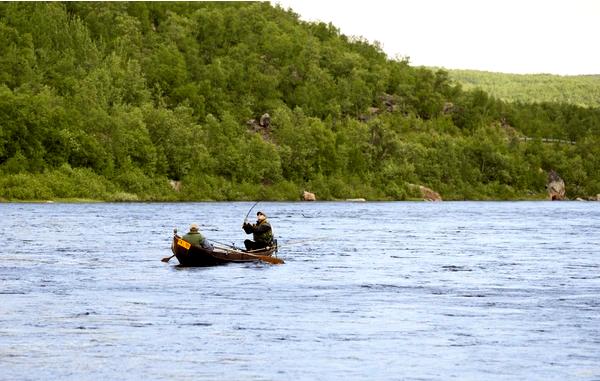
{"left": 182, "top": 223, "right": 213, "bottom": 250}
{"left": 242, "top": 211, "right": 274, "bottom": 251}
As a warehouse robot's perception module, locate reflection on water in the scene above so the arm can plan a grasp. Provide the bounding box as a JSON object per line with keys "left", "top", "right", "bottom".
{"left": 1, "top": 201, "right": 599, "bottom": 380}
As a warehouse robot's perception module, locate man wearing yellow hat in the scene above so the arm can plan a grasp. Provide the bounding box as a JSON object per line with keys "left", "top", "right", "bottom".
{"left": 242, "top": 211, "right": 274, "bottom": 251}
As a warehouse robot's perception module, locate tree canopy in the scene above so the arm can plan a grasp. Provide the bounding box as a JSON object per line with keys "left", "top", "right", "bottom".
{"left": 1, "top": 2, "right": 599, "bottom": 201}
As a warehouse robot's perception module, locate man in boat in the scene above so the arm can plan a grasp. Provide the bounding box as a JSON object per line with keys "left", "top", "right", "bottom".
{"left": 242, "top": 211, "right": 274, "bottom": 251}
{"left": 182, "top": 223, "right": 213, "bottom": 250}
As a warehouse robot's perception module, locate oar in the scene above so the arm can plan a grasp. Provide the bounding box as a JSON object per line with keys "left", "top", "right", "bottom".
{"left": 243, "top": 251, "right": 284, "bottom": 265}
{"left": 161, "top": 239, "right": 178, "bottom": 262}
{"left": 161, "top": 228, "right": 179, "bottom": 262}
{"left": 161, "top": 254, "right": 175, "bottom": 263}
{"left": 212, "top": 242, "right": 284, "bottom": 265}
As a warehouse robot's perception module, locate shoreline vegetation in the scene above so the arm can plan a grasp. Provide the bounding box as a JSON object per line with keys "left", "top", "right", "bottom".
{"left": 1, "top": 196, "right": 557, "bottom": 203}
{"left": 1, "top": 3, "right": 599, "bottom": 202}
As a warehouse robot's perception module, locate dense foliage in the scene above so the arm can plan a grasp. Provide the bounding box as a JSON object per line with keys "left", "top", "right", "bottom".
{"left": 446, "top": 69, "right": 600, "bottom": 108}
{"left": 1, "top": 2, "right": 599, "bottom": 201}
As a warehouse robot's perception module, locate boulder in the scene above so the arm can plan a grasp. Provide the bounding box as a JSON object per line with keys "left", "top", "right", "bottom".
{"left": 408, "top": 184, "right": 442, "bottom": 201}
{"left": 302, "top": 190, "right": 316, "bottom": 201}
{"left": 169, "top": 180, "right": 182, "bottom": 192}
{"left": 419, "top": 185, "right": 442, "bottom": 202}
{"left": 246, "top": 113, "right": 271, "bottom": 130}
{"left": 246, "top": 118, "right": 260, "bottom": 130}
{"left": 259, "top": 113, "right": 271, "bottom": 128}
{"left": 379, "top": 93, "right": 397, "bottom": 112}
{"left": 547, "top": 170, "right": 566, "bottom": 200}
{"left": 358, "top": 114, "right": 372, "bottom": 123}
{"left": 367, "top": 107, "right": 380, "bottom": 115}
{"left": 442, "top": 102, "right": 455, "bottom": 114}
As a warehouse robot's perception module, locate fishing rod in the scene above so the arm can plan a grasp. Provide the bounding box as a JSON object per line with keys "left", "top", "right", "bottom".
{"left": 207, "top": 238, "right": 278, "bottom": 252}
{"left": 207, "top": 238, "right": 240, "bottom": 249}
{"left": 205, "top": 201, "right": 260, "bottom": 251}
{"left": 243, "top": 200, "right": 260, "bottom": 224}
{"left": 278, "top": 236, "right": 331, "bottom": 246}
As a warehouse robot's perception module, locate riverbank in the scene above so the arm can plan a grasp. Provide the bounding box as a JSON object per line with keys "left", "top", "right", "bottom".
{"left": 0, "top": 194, "right": 564, "bottom": 203}
{"left": 0, "top": 168, "right": 589, "bottom": 202}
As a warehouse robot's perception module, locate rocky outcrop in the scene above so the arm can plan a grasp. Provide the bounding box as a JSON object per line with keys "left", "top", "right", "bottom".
{"left": 359, "top": 93, "right": 399, "bottom": 122}
{"left": 169, "top": 180, "right": 182, "bottom": 192}
{"left": 419, "top": 185, "right": 442, "bottom": 201}
{"left": 246, "top": 112, "right": 271, "bottom": 131}
{"left": 442, "top": 102, "right": 455, "bottom": 114}
{"left": 547, "top": 170, "right": 566, "bottom": 200}
{"left": 379, "top": 93, "right": 398, "bottom": 112}
{"left": 302, "top": 190, "right": 316, "bottom": 201}
{"left": 408, "top": 184, "right": 442, "bottom": 201}
{"left": 259, "top": 113, "right": 270, "bottom": 128}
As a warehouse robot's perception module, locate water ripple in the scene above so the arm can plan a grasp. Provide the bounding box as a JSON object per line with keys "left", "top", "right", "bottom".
{"left": 0, "top": 201, "right": 599, "bottom": 380}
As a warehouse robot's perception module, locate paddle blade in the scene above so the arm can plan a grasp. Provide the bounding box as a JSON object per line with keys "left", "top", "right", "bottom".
{"left": 161, "top": 255, "right": 174, "bottom": 263}
{"left": 256, "top": 255, "right": 284, "bottom": 265}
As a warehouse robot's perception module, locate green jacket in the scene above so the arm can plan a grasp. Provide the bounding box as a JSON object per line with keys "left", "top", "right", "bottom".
{"left": 243, "top": 219, "right": 274, "bottom": 244}
{"left": 182, "top": 231, "right": 208, "bottom": 247}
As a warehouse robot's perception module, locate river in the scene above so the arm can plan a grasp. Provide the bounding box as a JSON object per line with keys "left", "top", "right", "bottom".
{"left": 1, "top": 201, "right": 599, "bottom": 380}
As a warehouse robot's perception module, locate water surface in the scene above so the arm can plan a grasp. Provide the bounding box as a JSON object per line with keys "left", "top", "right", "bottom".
{"left": 1, "top": 201, "right": 599, "bottom": 380}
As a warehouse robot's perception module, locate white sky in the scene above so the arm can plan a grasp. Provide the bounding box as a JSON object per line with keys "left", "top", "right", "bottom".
{"left": 273, "top": 0, "right": 600, "bottom": 75}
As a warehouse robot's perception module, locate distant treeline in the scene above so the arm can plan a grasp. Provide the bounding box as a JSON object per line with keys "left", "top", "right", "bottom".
{"left": 0, "top": 2, "right": 599, "bottom": 201}
{"left": 446, "top": 69, "right": 600, "bottom": 108}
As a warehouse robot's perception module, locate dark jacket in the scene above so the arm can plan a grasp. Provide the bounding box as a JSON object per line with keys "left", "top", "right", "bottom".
{"left": 243, "top": 219, "right": 274, "bottom": 244}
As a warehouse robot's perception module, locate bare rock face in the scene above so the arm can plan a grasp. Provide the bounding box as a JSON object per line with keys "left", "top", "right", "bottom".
{"left": 302, "top": 190, "right": 316, "bottom": 201}
{"left": 547, "top": 170, "right": 566, "bottom": 200}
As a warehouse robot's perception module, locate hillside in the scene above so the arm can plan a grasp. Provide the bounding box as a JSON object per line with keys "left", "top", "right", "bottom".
{"left": 446, "top": 69, "right": 600, "bottom": 108}
{"left": 1, "top": 2, "right": 599, "bottom": 201}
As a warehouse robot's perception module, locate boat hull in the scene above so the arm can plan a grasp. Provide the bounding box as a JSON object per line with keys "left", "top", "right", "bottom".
{"left": 171, "top": 236, "right": 278, "bottom": 267}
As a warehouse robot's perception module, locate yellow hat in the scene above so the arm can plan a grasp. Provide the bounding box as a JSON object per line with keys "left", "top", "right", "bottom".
{"left": 190, "top": 223, "right": 199, "bottom": 232}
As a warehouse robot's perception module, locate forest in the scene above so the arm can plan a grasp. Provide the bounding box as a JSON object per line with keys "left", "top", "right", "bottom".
{"left": 1, "top": 2, "right": 599, "bottom": 201}
{"left": 447, "top": 69, "right": 600, "bottom": 108}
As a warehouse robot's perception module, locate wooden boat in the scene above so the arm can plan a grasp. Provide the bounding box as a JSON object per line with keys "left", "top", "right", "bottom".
{"left": 169, "top": 233, "right": 282, "bottom": 266}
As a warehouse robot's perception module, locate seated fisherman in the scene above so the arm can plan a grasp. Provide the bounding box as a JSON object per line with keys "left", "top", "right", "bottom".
{"left": 242, "top": 211, "right": 274, "bottom": 251}
{"left": 182, "top": 223, "right": 213, "bottom": 250}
